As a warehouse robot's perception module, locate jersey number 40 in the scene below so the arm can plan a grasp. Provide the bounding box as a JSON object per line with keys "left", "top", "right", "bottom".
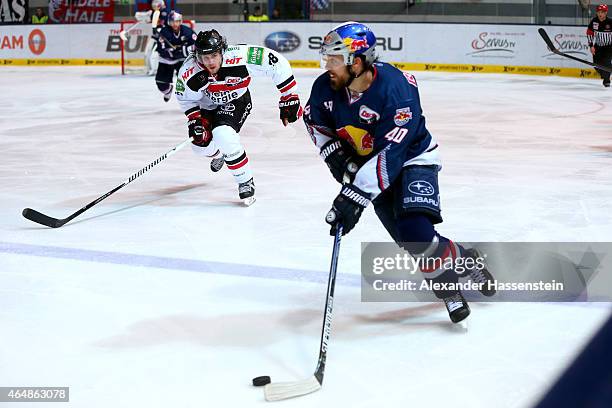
{"left": 384, "top": 127, "right": 408, "bottom": 143}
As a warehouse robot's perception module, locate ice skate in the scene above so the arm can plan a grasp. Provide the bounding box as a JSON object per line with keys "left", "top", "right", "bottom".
{"left": 462, "top": 248, "right": 496, "bottom": 297}
{"left": 163, "top": 84, "right": 173, "bottom": 102}
{"left": 443, "top": 292, "right": 470, "bottom": 323}
{"left": 210, "top": 155, "right": 224, "bottom": 172}
{"left": 238, "top": 178, "right": 256, "bottom": 206}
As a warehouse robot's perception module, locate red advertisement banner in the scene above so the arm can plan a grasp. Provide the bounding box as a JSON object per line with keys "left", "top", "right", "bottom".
{"left": 48, "top": 0, "right": 114, "bottom": 23}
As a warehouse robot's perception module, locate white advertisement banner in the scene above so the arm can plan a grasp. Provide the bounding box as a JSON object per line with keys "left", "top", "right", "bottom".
{"left": 0, "top": 22, "right": 596, "bottom": 76}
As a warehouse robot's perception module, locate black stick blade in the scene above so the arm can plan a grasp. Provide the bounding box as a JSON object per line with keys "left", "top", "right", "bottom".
{"left": 538, "top": 27, "right": 612, "bottom": 73}
{"left": 538, "top": 28, "right": 555, "bottom": 52}
{"left": 22, "top": 208, "right": 65, "bottom": 228}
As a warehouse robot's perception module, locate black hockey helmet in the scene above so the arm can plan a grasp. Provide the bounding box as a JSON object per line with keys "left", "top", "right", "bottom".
{"left": 194, "top": 30, "right": 227, "bottom": 57}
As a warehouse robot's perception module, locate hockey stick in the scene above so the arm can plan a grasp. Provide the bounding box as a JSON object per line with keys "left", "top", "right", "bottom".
{"left": 158, "top": 34, "right": 181, "bottom": 50}
{"left": 119, "top": 21, "right": 143, "bottom": 41}
{"left": 151, "top": 9, "right": 160, "bottom": 29}
{"left": 538, "top": 28, "right": 612, "bottom": 73}
{"left": 22, "top": 137, "right": 193, "bottom": 228}
{"left": 263, "top": 218, "right": 343, "bottom": 401}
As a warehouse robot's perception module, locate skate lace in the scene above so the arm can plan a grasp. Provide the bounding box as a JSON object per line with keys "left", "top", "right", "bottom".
{"left": 470, "top": 268, "right": 487, "bottom": 284}
{"left": 239, "top": 182, "right": 253, "bottom": 194}
{"left": 445, "top": 293, "right": 461, "bottom": 306}
{"left": 211, "top": 157, "right": 224, "bottom": 169}
{"left": 444, "top": 293, "right": 464, "bottom": 312}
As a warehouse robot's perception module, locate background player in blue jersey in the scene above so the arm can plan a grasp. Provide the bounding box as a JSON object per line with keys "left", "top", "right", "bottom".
{"left": 155, "top": 11, "right": 196, "bottom": 102}
{"left": 304, "top": 22, "right": 495, "bottom": 323}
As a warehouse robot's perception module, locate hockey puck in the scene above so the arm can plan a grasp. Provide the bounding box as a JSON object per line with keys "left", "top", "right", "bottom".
{"left": 252, "top": 376, "right": 271, "bottom": 387}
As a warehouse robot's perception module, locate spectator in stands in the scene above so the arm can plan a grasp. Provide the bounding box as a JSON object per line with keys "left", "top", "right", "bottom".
{"left": 248, "top": 5, "right": 269, "bottom": 22}
{"left": 31, "top": 8, "right": 48, "bottom": 24}
{"left": 271, "top": 7, "right": 281, "bottom": 20}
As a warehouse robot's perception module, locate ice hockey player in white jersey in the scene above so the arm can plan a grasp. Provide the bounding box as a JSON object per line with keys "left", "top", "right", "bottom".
{"left": 176, "top": 29, "right": 303, "bottom": 205}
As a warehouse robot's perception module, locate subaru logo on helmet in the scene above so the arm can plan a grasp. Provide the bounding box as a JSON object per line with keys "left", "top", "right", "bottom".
{"left": 264, "top": 32, "right": 301, "bottom": 53}
{"left": 408, "top": 180, "right": 435, "bottom": 196}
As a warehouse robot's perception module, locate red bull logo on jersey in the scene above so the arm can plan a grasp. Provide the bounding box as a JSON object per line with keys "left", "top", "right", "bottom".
{"left": 336, "top": 125, "right": 373, "bottom": 156}
{"left": 343, "top": 37, "right": 369, "bottom": 52}
{"left": 394, "top": 107, "right": 412, "bottom": 126}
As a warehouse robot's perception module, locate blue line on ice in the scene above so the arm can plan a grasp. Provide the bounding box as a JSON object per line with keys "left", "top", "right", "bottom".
{"left": 0, "top": 241, "right": 361, "bottom": 287}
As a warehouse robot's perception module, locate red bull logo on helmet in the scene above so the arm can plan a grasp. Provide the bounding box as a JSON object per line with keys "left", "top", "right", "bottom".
{"left": 343, "top": 37, "right": 369, "bottom": 52}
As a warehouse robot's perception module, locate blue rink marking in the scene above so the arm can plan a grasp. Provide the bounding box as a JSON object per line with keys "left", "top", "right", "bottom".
{"left": 0, "top": 241, "right": 361, "bottom": 287}
{"left": 0, "top": 242, "right": 609, "bottom": 308}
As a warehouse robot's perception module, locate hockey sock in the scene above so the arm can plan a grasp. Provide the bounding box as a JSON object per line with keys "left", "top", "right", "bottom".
{"left": 212, "top": 125, "right": 253, "bottom": 184}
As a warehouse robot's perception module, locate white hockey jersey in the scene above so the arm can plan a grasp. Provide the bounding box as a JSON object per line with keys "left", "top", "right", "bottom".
{"left": 175, "top": 44, "right": 298, "bottom": 112}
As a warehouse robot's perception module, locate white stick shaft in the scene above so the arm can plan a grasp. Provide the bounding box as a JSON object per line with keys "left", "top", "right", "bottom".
{"left": 119, "top": 21, "right": 143, "bottom": 41}
{"left": 151, "top": 10, "right": 160, "bottom": 28}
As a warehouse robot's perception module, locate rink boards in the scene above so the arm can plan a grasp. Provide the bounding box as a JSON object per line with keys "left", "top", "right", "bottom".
{"left": 0, "top": 22, "right": 601, "bottom": 79}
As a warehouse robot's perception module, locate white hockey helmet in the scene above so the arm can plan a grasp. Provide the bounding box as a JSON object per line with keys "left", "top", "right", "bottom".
{"left": 168, "top": 11, "right": 183, "bottom": 24}
{"left": 151, "top": 0, "right": 165, "bottom": 10}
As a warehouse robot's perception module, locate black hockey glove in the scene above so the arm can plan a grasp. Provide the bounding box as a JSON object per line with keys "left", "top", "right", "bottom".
{"left": 186, "top": 110, "right": 212, "bottom": 147}
{"left": 278, "top": 94, "right": 303, "bottom": 126}
{"left": 326, "top": 184, "right": 371, "bottom": 236}
{"left": 320, "top": 140, "right": 358, "bottom": 184}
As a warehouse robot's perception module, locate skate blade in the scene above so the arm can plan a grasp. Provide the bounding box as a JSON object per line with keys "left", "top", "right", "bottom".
{"left": 452, "top": 319, "right": 469, "bottom": 333}
{"left": 243, "top": 197, "right": 256, "bottom": 207}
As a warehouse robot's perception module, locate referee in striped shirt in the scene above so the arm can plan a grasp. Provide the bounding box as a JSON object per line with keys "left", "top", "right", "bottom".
{"left": 587, "top": 4, "right": 612, "bottom": 87}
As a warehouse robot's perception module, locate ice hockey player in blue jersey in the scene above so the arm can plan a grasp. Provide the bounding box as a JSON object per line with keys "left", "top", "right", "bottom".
{"left": 304, "top": 22, "right": 496, "bottom": 323}
{"left": 155, "top": 11, "right": 196, "bottom": 102}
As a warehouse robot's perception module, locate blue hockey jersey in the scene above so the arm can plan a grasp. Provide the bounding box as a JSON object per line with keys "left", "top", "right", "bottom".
{"left": 156, "top": 25, "right": 196, "bottom": 65}
{"left": 304, "top": 62, "right": 440, "bottom": 199}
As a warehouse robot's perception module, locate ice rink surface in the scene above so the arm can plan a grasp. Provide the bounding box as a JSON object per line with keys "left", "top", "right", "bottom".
{"left": 1, "top": 66, "right": 611, "bottom": 408}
